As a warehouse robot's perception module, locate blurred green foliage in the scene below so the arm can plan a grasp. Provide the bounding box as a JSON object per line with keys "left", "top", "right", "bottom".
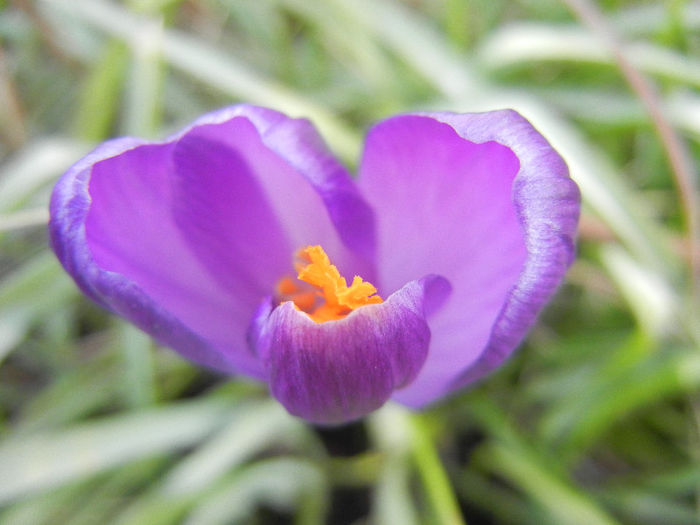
{"left": 1, "top": 1, "right": 700, "bottom": 524}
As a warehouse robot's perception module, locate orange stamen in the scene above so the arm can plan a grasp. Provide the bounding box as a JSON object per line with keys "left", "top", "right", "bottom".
{"left": 277, "top": 245, "right": 382, "bottom": 323}
{"left": 276, "top": 276, "right": 317, "bottom": 312}
{"left": 277, "top": 276, "right": 299, "bottom": 295}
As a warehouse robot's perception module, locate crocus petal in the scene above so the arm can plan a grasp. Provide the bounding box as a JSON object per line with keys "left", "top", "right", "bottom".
{"left": 250, "top": 276, "right": 450, "bottom": 425}
{"left": 180, "top": 106, "right": 376, "bottom": 279}
{"left": 433, "top": 110, "right": 579, "bottom": 391}
{"left": 50, "top": 138, "right": 256, "bottom": 375}
{"left": 171, "top": 132, "right": 291, "bottom": 301}
{"left": 50, "top": 105, "right": 377, "bottom": 379}
{"left": 358, "top": 111, "right": 579, "bottom": 407}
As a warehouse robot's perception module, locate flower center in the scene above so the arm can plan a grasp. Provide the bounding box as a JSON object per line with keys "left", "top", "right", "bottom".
{"left": 276, "top": 245, "right": 382, "bottom": 323}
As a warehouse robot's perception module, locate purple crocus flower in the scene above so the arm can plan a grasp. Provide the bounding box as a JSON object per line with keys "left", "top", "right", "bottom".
{"left": 49, "top": 105, "right": 579, "bottom": 425}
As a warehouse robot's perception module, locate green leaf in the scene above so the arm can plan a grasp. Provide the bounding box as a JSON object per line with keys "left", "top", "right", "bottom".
{"left": 183, "top": 458, "right": 327, "bottom": 525}
{"left": 0, "top": 398, "right": 232, "bottom": 503}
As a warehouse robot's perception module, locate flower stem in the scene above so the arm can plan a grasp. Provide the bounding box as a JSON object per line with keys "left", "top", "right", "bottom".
{"left": 409, "top": 413, "right": 467, "bottom": 525}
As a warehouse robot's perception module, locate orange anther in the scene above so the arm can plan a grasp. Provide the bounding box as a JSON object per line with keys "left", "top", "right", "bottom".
{"left": 277, "top": 276, "right": 299, "bottom": 295}
{"left": 295, "top": 245, "right": 382, "bottom": 322}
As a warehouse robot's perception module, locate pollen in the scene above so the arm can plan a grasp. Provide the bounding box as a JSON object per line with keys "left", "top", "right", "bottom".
{"left": 279, "top": 245, "right": 382, "bottom": 323}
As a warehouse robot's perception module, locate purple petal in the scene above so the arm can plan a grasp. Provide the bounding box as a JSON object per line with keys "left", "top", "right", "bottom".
{"left": 434, "top": 110, "right": 579, "bottom": 391}
{"left": 50, "top": 105, "right": 377, "bottom": 380}
{"left": 171, "top": 130, "right": 291, "bottom": 301}
{"left": 358, "top": 111, "right": 579, "bottom": 407}
{"left": 250, "top": 276, "right": 449, "bottom": 425}
{"left": 178, "top": 106, "right": 376, "bottom": 279}
{"left": 50, "top": 138, "right": 259, "bottom": 375}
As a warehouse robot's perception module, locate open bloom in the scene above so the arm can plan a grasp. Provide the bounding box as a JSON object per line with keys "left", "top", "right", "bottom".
{"left": 50, "top": 105, "right": 579, "bottom": 425}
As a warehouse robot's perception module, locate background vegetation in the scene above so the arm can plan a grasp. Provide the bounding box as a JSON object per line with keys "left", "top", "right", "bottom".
{"left": 1, "top": 0, "right": 699, "bottom": 523}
